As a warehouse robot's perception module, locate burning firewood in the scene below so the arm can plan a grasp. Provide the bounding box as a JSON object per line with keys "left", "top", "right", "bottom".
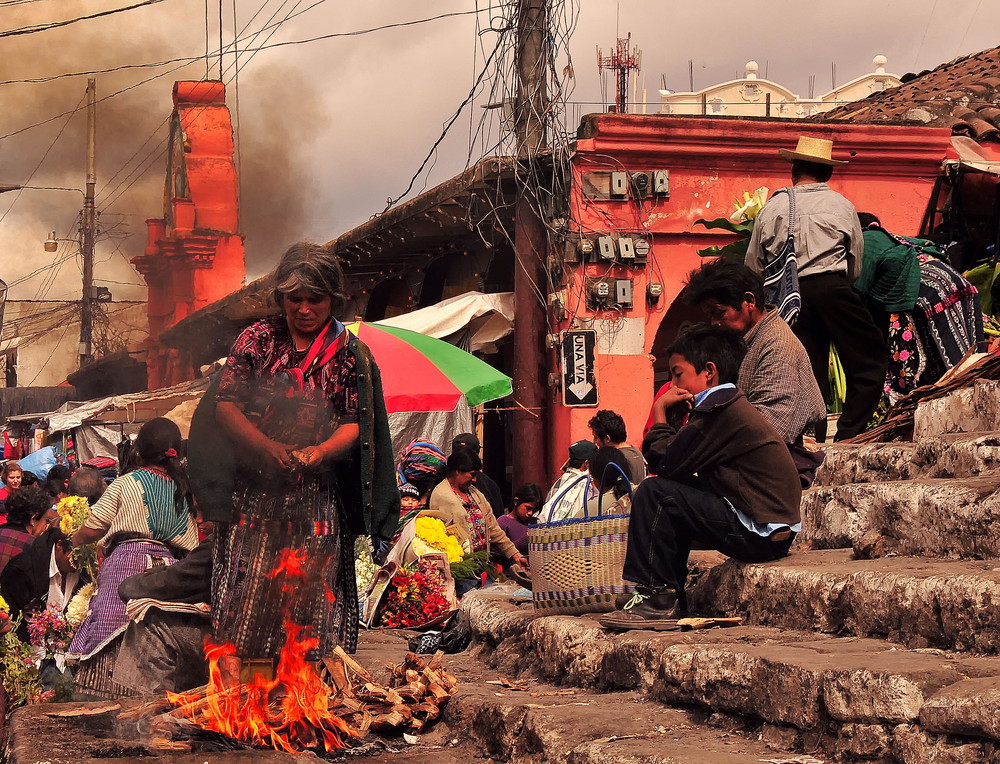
{"left": 124, "top": 646, "right": 458, "bottom": 752}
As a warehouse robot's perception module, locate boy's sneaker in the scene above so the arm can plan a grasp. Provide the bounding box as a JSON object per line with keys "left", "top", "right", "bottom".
{"left": 600, "top": 589, "right": 683, "bottom": 631}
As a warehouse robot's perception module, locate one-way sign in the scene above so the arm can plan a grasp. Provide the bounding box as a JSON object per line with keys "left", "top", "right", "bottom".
{"left": 561, "top": 330, "right": 598, "bottom": 407}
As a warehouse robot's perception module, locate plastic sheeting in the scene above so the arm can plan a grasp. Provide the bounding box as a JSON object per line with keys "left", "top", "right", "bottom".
{"left": 386, "top": 402, "right": 473, "bottom": 461}
{"left": 376, "top": 291, "right": 514, "bottom": 354}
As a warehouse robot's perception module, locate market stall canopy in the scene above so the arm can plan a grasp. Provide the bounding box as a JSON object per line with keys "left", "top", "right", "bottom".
{"left": 376, "top": 291, "right": 514, "bottom": 353}
{"left": 6, "top": 378, "right": 208, "bottom": 433}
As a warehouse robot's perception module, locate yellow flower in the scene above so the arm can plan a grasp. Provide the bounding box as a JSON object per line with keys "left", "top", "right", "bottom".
{"left": 57, "top": 496, "right": 92, "bottom": 537}
{"left": 414, "top": 517, "right": 465, "bottom": 563}
{"left": 730, "top": 186, "right": 769, "bottom": 222}
{"left": 0, "top": 595, "right": 8, "bottom": 614}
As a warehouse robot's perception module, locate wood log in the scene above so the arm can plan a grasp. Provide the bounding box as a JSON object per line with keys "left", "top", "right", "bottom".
{"left": 370, "top": 710, "right": 407, "bottom": 731}
{"left": 117, "top": 686, "right": 208, "bottom": 721}
{"left": 331, "top": 646, "right": 376, "bottom": 684}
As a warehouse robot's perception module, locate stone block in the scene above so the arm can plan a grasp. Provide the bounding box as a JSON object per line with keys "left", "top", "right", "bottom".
{"left": 834, "top": 723, "right": 892, "bottom": 761}
{"left": 801, "top": 473, "right": 1000, "bottom": 558}
{"left": 689, "top": 550, "right": 1000, "bottom": 653}
{"left": 920, "top": 676, "right": 1000, "bottom": 742}
{"left": 891, "top": 723, "right": 990, "bottom": 764}
{"left": 816, "top": 441, "right": 917, "bottom": 486}
{"left": 914, "top": 380, "right": 1000, "bottom": 440}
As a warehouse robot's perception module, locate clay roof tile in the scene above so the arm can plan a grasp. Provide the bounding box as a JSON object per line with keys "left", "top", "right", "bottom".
{"left": 820, "top": 43, "right": 1000, "bottom": 142}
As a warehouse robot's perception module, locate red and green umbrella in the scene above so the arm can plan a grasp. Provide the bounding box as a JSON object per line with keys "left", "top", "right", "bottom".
{"left": 344, "top": 321, "right": 512, "bottom": 413}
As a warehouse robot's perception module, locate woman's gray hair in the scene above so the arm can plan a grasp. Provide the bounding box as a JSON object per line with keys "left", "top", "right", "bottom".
{"left": 272, "top": 242, "right": 348, "bottom": 314}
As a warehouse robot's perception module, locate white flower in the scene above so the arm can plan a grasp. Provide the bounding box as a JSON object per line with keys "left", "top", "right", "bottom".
{"left": 730, "top": 186, "right": 769, "bottom": 222}
{"left": 65, "top": 583, "right": 95, "bottom": 629}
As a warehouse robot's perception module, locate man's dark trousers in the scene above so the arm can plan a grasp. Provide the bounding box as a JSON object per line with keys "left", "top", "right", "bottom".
{"left": 794, "top": 272, "right": 887, "bottom": 441}
{"left": 623, "top": 478, "right": 793, "bottom": 605}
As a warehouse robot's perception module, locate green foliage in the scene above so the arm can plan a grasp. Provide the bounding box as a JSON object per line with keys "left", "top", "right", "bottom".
{"left": 694, "top": 217, "right": 754, "bottom": 260}
{"left": 449, "top": 550, "right": 491, "bottom": 581}
{"left": 0, "top": 620, "right": 45, "bottom": 707}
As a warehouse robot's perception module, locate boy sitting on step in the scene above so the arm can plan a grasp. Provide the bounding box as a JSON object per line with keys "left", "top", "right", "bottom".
{"left": 601, "top": 324, "right": 802, "bottom": 631}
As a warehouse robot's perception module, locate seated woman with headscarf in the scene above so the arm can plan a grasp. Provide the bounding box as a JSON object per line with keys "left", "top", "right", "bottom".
{"left": 424, "top": 450, "right": 526, "bottom": 595}
{"left": 67, "top": 417, "right": 198, "bottom": 698}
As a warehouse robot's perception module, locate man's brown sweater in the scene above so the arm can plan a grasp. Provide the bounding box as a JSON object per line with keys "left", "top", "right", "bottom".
{"left": 642, "top": 386, "right": 801, "bottom": 526}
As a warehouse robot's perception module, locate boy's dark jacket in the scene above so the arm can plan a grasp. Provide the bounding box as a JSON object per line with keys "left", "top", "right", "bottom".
{"left": 642, "top": 386, "right": 801, "bottom": 525}
{"left": 187, "top": 334, "right": 400, "bottom": 546}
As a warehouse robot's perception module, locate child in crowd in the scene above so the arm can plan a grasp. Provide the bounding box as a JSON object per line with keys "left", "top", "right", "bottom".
{"left": 601, "top": 324, "right": 802, "bottom": 631}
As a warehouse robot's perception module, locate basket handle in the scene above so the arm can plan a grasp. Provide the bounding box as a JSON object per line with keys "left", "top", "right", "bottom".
{"left": 543, "top": 473, "right": 589, "bottom": 523}
{"left": 593, "top": 462, "right": 633, "bottom": 517}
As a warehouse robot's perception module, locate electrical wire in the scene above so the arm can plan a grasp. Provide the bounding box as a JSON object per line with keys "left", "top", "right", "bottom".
{"left": 0, "top": 0, "right": 169, "bottom": 39}
{"left": 0, "top": 92, "right": 86, "bottom": 225}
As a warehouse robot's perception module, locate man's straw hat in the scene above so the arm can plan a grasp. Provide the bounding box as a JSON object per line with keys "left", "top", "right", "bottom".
{"left": 778, "top": 136, "right": 848, "bottom": 166}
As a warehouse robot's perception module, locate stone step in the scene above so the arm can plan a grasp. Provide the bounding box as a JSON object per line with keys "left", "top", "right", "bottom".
{"left": 462, "top": 589, "right": 1000, "bottom": 764}
{"left": 447, "top": 684, "right": 809, "bottom": 763}
{"left": 914, "top": 379, "right": 1000, "bottom": 441}
{"left": 800, "top": 472, "right": 1000, "bottom": 558}
{"left": 686, "top": 549, "right": 1000, "bottom": 653}
{"left": 815, "top": 432, "right": 1000, "bottom": 487}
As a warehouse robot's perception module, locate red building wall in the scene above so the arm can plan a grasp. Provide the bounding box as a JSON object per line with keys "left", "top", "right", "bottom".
{"left": 547, "top": 115, "right": 953, "bottom": 479}
{"left": 132, "top": 81, "right": 245, "bottom": 388}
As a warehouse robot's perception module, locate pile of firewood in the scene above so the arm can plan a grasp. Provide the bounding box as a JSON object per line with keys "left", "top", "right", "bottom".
{"left": 118, "top": 646, "right": 457, "bottom": 751}
{"left": 322, "top": 647, "right": 457, "bottom": 735}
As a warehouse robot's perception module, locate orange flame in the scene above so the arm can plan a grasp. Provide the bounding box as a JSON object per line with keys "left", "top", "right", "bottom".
{"left": 167, "top": 624, "right": 357, "bottom": 753}
{"left": 166, "top": 546, "right": 357, "bottom": 753}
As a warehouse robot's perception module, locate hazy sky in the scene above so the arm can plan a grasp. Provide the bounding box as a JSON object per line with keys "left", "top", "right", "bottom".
{"left": 1, "top": 0, "right": 997, "bottom": 302}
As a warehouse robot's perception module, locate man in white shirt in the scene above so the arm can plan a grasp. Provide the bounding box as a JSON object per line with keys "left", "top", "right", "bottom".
{"left": 541, "top": 440, "right": 597, "bottom": 523}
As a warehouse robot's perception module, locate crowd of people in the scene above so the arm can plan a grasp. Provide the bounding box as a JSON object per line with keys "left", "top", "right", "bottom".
{"left": 0, "top": 135, "right": 984, "bottom": 705}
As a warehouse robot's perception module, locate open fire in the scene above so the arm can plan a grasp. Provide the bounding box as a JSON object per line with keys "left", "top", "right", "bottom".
{"left": 165, "top": 623, "right": 357, "bottom": 753}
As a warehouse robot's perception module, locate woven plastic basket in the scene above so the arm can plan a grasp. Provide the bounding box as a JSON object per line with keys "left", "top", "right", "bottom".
{"left": 527, "top": 514, "right": 634, "bottom": 614}
{"left": 528, "top": 463, "right": 635, "bottom": 615}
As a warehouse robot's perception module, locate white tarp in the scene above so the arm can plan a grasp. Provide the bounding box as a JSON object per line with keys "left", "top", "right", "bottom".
{"left": 376, "top": 291, "right": 514, "bottom": 353}
{"left": 7, "top": 378, "right": 209, "bottom": 433}
{"left": 944, "top": 136, "right": 1000, "bottom": 175}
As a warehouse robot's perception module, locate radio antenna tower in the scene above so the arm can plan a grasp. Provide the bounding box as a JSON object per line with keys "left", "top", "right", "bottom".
{"left": 598, "top": 33, "right": 642, "bottom": 113}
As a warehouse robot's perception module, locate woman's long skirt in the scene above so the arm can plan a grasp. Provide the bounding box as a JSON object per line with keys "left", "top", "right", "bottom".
{"left": 211, "top": 478, "right": 357, "bottom": 660}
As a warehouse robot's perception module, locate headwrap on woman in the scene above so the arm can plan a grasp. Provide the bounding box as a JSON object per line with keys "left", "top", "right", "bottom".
{"left": 395, "top": 439, "right": 446, "bottom": 490}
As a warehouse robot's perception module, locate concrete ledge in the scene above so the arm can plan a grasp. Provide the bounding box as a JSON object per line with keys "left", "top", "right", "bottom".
{"left": 801, "top": 472, "right": 1000, "bottom": 558}
{"left": 688, "top": 550, "right": 1000, "bottom": 653}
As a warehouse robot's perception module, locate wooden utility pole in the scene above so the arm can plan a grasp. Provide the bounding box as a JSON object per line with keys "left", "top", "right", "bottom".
{"left": 512, "top": 0, "right": 549, "bottom": 487}
{"left": 80, "top": 78, "right": 96, "bottom": 367}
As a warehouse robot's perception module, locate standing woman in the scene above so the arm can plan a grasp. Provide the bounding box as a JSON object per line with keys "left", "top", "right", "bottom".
{"left": 69, "top": 417, "right": 198, "bottom": 697}
{"left": 199, "top": 243, "right": 398, "bottom": 686}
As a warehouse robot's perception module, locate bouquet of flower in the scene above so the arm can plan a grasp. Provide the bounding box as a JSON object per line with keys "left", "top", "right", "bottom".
{"left": 380, "top": 559, "right": 452, "bottom": 629}
{"left": 354, "top": 537, "right": 378, "bottom": 598}
{"left": 411, "top": 517, "right": 465, "bottom": 563}
{"left": 57, "top": 495, "right": 91, "bottom": 536}
{"left": 65, "top": 583, "right": 95, "bottom": 630}
{"left": 27, "top": 607, "right": 75, "bottom": 658}
{"left": 694, "top": 186, "right": 769, "bottom": 260}
{"left": 56, "top": 495, "right": 97, "bottom": 579}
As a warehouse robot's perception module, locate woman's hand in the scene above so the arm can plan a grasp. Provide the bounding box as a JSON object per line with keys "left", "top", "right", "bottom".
{"left": 290, "top": 446, "right": 324, "bottom": 470}
{"left": 259, "top": 439, "right": 294, "bottom": 471}
{"left": 511, "top": 552, "right": 528, "bottom": 568}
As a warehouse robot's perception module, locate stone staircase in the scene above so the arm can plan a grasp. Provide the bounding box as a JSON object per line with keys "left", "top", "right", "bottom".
{"left": 462, "top": 381, "right": 1000, "bottom": 764}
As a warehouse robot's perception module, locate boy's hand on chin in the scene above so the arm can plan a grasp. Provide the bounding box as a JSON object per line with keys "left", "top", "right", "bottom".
{"left": 655, "top": 386, "right": 694, "bottom": 414}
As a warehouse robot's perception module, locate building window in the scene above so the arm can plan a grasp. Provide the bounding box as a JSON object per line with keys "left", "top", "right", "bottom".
{"left": 3, "top": 349, "right": 16, "bottom": 388}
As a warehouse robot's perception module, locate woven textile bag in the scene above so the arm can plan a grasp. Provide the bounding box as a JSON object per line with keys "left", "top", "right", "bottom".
{"left": 762, "top": 187, "right": 801, "bottom": 325}
{"left": 528, "top": 463, "right": 635, "bottom": 615}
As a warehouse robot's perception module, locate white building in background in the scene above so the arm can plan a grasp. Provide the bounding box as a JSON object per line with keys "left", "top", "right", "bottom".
{"left": 659, "top": 56, "right": 901, "bottom": 118}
